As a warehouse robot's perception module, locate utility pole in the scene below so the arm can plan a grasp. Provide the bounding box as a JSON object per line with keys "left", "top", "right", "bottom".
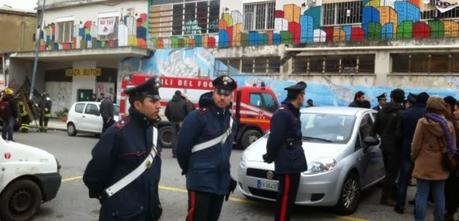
{"left": 30, "top": 0, "right": 46, "bottom": 101}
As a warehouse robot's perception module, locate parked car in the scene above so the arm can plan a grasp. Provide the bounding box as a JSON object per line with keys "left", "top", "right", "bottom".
{"left": 66, "top": 101, "right": 119, "bottom": 136}
{"left": 238, "top": 107, "right": 384, "bottom": 214}
{"left": 0, "top": 137, "right": 61, "bottom": 221}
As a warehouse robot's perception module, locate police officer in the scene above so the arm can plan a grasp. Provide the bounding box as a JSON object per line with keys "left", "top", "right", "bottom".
{"left": 177, "top": 75, "right": 237, "bottom": 221}
{"left": 373, "top": 93, "right": 387, "bottom": 111}
{"left": 83, "top": 77, "right": 163, "bottom": 221}
{"left": 39, "top": 92, "right": 52, "bottom": 132}
{"left": 262, "top": 81, "right": 308, "bottom": 221}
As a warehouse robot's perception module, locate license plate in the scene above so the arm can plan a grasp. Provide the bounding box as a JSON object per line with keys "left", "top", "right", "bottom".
{"left": 256, "top": 179, "right": 279, "bottom": 191}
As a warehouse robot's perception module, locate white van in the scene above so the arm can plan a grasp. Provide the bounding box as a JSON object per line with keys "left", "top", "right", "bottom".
{"left": 0, "top": 137, "right": 61, "bottom": 221}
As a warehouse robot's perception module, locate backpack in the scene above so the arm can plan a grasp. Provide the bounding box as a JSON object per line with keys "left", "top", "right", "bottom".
{"left": 0, "top": 100, "right": 10, "bottom": 120}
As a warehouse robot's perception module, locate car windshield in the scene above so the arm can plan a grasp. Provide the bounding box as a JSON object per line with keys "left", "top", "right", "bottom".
{"left": 301, "top": 113, "right": 356, "bottom": 144}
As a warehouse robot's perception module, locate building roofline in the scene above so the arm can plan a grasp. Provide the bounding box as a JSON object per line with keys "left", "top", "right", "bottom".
{"left": 286, "top": 44, "right": 459, "bottom": 52}
{"left": 0, "top": 8, "right": 36, "bottom": 16}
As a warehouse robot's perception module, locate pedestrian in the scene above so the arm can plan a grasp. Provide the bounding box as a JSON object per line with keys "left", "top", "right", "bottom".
{"left": 38, "top": 92, "right": 52, "bottom": 132}
{"left": 394, "top": 92, "right": 429, "bottom": 214}
{"left": 349, "top": 91, "right": 368, "bottom": 108}
{"left": 374, "top": 88, "right": 405, "bottom": 206}
{"left": 83, "top": 77, "right": 163, "bottom": 221}
{"left": 306, "top": 99, "right": 314, "bottom": 107}
{"left": 262, "top": 81, "right": 308, "bottom": 221}
{"left": 443, "top": 96, "right": 459, "bottom": 221}
{"left": 176, "top": 75, "right": 237, "bottom": 221}
{"left": 411, "top": 97, "right": 457, "bottom": 221}
{"left": 373, "top": 93, "right": 387, "bottom": 111}
{"left": 165, "top": 90, "right": 194, "bottom": 158}
{"left": 96, "top": 93, "right": 105, "bottom": 102}
{"left": 99, "top": 95, "right": 115, "bottom": 134}
{"left": 0, "top": 88, "right": 18, "bottom": 141}
{"left": 405, "top": 93, "right": 417, "bottom": 109}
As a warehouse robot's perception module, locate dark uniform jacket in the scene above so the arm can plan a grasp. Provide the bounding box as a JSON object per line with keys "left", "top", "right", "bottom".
{"left": 83, "top": 107, "right": 162, "bottom": 221}
{"left": 165, "top": 95, "right": 193, "bottom": 122}
{"left": 374, "top": 102, "right": 404, "bottom": 153}
{"left": 176, "top": 92, "right": 235, "bottom": 195}
{"left": 100, "top": 98, "right": 114, "bottom": 120}
{"left": 39, "top": 97, "right": 52, "bottom": 116}
{"left": 400, "top": 103, "right": 426, "bottom": 160}
{"left": 265, "top": 102, "right": 307, "bottom": 174}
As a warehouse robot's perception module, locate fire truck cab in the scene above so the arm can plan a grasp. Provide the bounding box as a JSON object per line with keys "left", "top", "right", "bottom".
{"left": 120, "top": 73, "right": 279, "bottom": 149}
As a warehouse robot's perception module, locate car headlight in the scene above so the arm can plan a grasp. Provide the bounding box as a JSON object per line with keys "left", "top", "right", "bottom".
{"left": 303, "top": 158, "right": 336, "bottom": 175}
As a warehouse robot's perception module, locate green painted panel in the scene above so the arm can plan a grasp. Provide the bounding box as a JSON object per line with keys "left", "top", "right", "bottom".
{"left": 368, "top": 23, "right": 382, "bottom": 40}
{"left": 396, "top": 21, "right": 413, "bottom": 39}
{"left": 280, "top": 31, "right": 292, "bottom": 44}
{"left": 429, "top": 20, "right": 444, "bottom": 38}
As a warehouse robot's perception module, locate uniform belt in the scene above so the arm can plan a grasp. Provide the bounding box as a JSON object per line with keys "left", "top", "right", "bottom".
{"left": 104, "top": 127, "right": 159, "bottom": 198}
{"left": 191, "top": 118, "right": 234, "bottom": 153}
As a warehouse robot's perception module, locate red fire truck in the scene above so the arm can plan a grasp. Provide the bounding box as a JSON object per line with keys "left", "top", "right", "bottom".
{"left": 119, "top": 73, "right": 280, "bottom": 149}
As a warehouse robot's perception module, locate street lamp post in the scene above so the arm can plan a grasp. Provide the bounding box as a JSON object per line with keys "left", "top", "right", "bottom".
{"left": 30, "top": 0, "right": 46, "bottom": 101}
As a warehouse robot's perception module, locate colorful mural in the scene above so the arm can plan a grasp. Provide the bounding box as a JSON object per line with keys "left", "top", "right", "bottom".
{"left": 120, "top": 48, "right": 458, "bottom": 106}
{"left": 149, "top": 1, "right": 459, "bottom": 49}
{"left": 37, "top": 10, "right": 148, "bottom": 51}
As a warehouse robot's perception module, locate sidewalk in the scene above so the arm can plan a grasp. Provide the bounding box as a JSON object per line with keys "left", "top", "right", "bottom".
{"left": 30, "top": 118, "right": 67, "bottom": 131}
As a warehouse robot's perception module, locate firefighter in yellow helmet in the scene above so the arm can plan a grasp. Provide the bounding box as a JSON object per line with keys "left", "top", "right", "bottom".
{"left": 17, "top": 98, "right": 31, "bottom": 133}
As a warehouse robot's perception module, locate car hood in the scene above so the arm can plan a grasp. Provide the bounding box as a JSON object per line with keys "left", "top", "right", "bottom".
{"left": 0, "top": 138, "right": 56, "bottom": 163}
{"left": 243, "top": 137, "right": 347, "bottom": 164}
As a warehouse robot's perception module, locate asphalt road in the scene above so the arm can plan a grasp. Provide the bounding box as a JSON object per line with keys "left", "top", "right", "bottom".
{"left": 10, "top": 130, "right": 440, "bottom": 221}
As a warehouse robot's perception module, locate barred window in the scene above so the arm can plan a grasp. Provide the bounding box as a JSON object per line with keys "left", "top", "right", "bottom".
{"left": 392, "top": 53, "right": 456, "bottom": 73}
{"left": 294, "top": 55, "right": 374, "bottom": 74}
{"left": 421, "top": 7, "right": 459, "bottom": 19}
{"left": 243, "top": 1, "right": 275, "bottom": 31}
{"left": 57, "top": 21, "right": 74, "bottom": 43}
{"left": 323, "top": 1, "right": 362, "bottom": 26}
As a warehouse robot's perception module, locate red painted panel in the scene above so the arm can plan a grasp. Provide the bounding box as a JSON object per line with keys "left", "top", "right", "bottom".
{"left": 275, "top": 10, "right": 285, "bottom": 18}
{"left": 413, "top": 22, "right": 430, "bottom": 39}
{"left": 208, "top": 37, "right": 216, "bottom": 48}
{"left": 288, "top": 22, "right": 301, "bottom": 44}
{"left": 84, "top": 21, "right": 92, "bottom": 29}
{"left": 323, "top": 27, "right": 334, "bottom": 42}
{"left": 267, "top": 31, "right": 273, "bottom": 45}
{"left": 351, "top": 27, "right": 365, "bottom": 41}
{"left": 227, "top": 26, "right": 233, "bottom": 47}
{"left": 157, "top": 38, "right": 164, "bottom": 49}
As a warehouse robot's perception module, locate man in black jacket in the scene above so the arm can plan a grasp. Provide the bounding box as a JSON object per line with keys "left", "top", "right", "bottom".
{"left": 374, "top": 88, "right": 405, "bottom": 206}
{"left": 99, "top": 96, "right": 114, "bottom": 134}
{"left": 165, "top": 90, "right": 194, "bottom": 158}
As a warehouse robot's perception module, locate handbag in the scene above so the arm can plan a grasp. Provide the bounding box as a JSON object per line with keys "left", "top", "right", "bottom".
{"left": 443, "top": 151, "right": 459, "bottom": 172}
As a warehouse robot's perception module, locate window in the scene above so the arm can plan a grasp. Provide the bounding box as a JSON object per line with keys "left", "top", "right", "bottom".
{"left": 301, "top": 113, "right": 356, "bottom": 144}
{"left": 238, "top": 57, "right": 281, "bottom": 73}
{"left": 356, "top": 113, "right": 374, "bottom": 150}
{"left": 244, "top": 1, "right": 275, "bottom": 31}
{"left": 250, "top": 93, "right": 278, "bottom": 112}
{"left": 323, "top": 1, "right": 362, "bottom": 26}
{"left": 250, "top": 93, "right": 263, "bottom": 107}
{"left": 421, "top": 8, "right": 459, "bottom": 20}
{"left": 85, "top": 104, "right": 99, "bottom": 115}
{"left": 57, "top": 21, "right": 74, "bottom": 43}
{"left": 392, "top": 53, "right": 458, "bottom": 73}
{"left": 294, "top": 55, "right": 374, "bottom": 74}
{"left": 152, "top": 0, "right": 220, "bottom": 36}
{"left": 75, "top": 103, "right": 85, "bottom": 114}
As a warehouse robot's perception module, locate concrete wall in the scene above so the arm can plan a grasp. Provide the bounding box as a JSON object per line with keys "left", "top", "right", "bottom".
{"left": 0, "top": 11, "right": 36, "bottom": 52}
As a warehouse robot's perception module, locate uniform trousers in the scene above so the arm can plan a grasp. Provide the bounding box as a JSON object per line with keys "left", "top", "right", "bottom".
{"left": 275, "top": 173, "right": 300, "bottom": 221}
{"left": 186, "top": 191, "right": 224, "bottom": 221}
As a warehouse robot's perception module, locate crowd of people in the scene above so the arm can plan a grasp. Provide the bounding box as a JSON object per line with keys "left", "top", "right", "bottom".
{"left": 351, "top": 89, "right": 459, "bottom": 221}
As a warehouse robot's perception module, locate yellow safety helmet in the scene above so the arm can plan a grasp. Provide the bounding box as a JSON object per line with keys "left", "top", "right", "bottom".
{"left": 4, "top": 87, "right": 14, "bottom": 95}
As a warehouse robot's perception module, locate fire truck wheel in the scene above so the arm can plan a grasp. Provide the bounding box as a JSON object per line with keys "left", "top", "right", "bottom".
{"left": 241, "top": 129, "right": 262, "bottom": 149}
{"left": 158, "top": 126, "right": 173, "bottom": 148}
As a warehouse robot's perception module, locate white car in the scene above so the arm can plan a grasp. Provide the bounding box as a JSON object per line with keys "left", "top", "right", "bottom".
{"left": 0, "top": 137, "right": 61, "bottom": 221}
{"left": 66, "top": 101, "right": 119, "bottom": 136}
{"left": 238, "top": 107, "right": 385, "bottom": 214}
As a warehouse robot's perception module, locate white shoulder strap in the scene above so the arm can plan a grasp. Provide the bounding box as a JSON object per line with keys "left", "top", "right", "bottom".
{"left": 105, "top": 127, "right": 158, "bottom": 198}
{"left": 191, "top": 118, "right": 234, "bottom": 153}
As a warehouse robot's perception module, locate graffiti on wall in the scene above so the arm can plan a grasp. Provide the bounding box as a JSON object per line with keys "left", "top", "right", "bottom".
{"left": 37, "top": 9, "right": 148, "bottom": 51}
{"left": 150, "top": 1, "right": 459, "bottom": 49}
{"left": 120, "top": 47, "right": 458, "bottom": 106}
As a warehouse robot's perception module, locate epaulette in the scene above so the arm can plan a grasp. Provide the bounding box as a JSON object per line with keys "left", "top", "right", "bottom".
{"left": 199, "top": 107, "right": 208, "bottom": 114}
{"left": 114, "top": 116, "right": 130, "bottom": 129}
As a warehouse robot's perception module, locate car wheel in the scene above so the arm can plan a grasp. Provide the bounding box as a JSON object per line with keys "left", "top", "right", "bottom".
{"left": 241, "top": 129, "right": 262, "bottom": 149}
{"left": 334, "top": 173, "right": 360, "bottom": 215}
{"left": 158, "top": 125, "right": 173, "bottom": 148}
{"left": 67, "top": 123, "right": 77, "bottom": 136}
{"left": 0, "top": 179, "right": 42, "bottom": 221}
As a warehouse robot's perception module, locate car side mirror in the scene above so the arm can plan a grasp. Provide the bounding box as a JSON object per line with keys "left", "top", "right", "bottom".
{"left": 363, "top": 136, "right": 379, "bottom": 146}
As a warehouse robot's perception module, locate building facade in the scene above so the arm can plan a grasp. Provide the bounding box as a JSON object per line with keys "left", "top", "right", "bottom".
{"left": 9, "top": 0, "right": 149, "bottom": 115}
{"left": 146, "top": 0, "right": 459, "bottom": 104}
{"left": 0, "top": 6, "right": 36, "bottom": 89}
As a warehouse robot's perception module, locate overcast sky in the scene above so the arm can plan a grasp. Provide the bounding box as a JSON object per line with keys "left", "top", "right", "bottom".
{"left": 0, "top": 0, "right": 36, "bottom": 11}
